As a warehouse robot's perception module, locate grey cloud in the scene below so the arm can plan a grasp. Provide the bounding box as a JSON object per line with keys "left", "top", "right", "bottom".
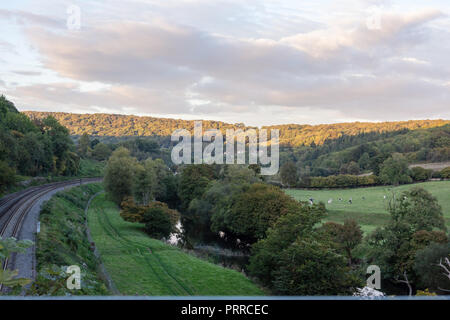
{"left": 193, "top": 75, "right": 450, "bottom": 120}
{"left": 12, "top": 70, "right": 42, "bottom": 76}
{"left": 7, "top": 82, "right": 188, "bottom": 115}
{"left": 28, "top": 23, "right": 323, "bottom": 84}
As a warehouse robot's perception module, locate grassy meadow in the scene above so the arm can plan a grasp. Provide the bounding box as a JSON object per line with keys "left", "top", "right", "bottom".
{"left": 87, "top": 193, "right": 264, "bottom": 296}
{"left": 285, "top": 181, "right": 450, "bottom": 234}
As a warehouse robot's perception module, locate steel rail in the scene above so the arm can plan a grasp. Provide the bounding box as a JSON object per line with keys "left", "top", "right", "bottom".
{"left": 0, "top": 178, "right": 102, "bottom": 292}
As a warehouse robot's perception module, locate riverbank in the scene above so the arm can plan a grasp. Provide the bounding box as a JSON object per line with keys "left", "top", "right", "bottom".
{"left": 87, "top": 193, "right": 264, "bottom": 296}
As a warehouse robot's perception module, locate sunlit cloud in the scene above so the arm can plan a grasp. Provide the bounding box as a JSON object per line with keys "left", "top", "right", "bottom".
{"left": 0, "top": 0, "right": 449, "bottom": 126}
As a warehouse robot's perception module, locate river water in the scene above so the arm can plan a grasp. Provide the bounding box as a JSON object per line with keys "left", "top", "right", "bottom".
{"left": 167, "top": 220, "right": 250, "bottom": 271}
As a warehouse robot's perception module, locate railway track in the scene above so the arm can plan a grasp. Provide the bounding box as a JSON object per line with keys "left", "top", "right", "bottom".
{"left": 0, "top": 178, "right": 102, "bottom": 292}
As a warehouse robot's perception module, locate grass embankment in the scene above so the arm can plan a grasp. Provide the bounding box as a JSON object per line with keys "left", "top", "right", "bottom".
{"left": 87, "top": 193, "right": 264, "bottom": 296}
{"left": 286, "top": 181, "right": 450, "bottom": 234}
{"left": 33, "top": 183, "right": 109, "bottom": 295}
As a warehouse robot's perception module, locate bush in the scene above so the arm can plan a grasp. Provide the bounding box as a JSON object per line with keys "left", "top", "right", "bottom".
{"left": 120, "top": 197, "right": 146, "bottom": 223}
{"left": 441, "top": 167, "right": 450, "bottom": 179}
{"left": 431, "top": 171, "right": 442, "bottom": 179}
{"left": 410, "top": 166, "right": 433, "bottom": 182}
{"left": 306, "top": 174, "right": 379, "bottom": 188}
{"left": 280, "top": 161, "right": 298, "bottom": 187}
{"left": 142, "top": 206, "right": 173, "bottom": 239}
{"left": 120, "top": 199, "right": 179, "bottom": 230}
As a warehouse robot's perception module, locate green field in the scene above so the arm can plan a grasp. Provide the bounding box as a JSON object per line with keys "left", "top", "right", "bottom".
{"left": 87, "top": 193, "right": 264, "bottom": 296}
{"left": 285, "top": 181, "right": 450, "bottom": 234}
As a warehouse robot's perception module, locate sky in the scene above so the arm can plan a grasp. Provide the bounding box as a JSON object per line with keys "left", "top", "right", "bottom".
{"left": 0, "top": 0, "right": 449, "bottom": 126}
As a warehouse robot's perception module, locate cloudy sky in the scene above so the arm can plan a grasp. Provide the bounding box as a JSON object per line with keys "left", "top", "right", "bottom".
{"left": 0, "top": 0, "right": 449, "bottom": 126}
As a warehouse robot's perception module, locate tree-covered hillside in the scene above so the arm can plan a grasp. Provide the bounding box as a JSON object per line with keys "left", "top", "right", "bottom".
{"left": 280, "top": 124, "right": 450, "bottom": 180}
{"left": 24, "top": 111, "right": 449, "bottom": 147}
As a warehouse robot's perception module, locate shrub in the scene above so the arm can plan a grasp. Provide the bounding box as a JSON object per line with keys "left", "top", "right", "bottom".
{"left": 120, "top": 199, "right": 180, "bottom": 231}
{"left": 410, "top": 167, "right": 432, "bottom": 182}
{"left": 431, "top": 171, "right": 442, "bottom": 179}
{"left": 307, "top": 174, "right": 379, "bottom": 188}
{"left": 142, "top": 206, "right": 173, "bottom": 239}
{"left": 441, "top": 167, "right": 450, "bottom": 179}
{"left": 120, "top": 197, "right": 146, "bottom": 223}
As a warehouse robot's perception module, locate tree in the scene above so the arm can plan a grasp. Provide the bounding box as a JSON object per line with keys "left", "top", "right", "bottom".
{"left": 104, "top": 147, "right": 137, "bottom": 205}
{"left": 320, "top": 219, "right": 363, "bottom": 265}
{"left": 248, "top": 207, "right": 361, "bottom": 295}
{"left": 358, "top": 152, "right": 371, "bottom": 170}
{"left": 90, "top": 138, "right": 100, "bottom": 149}
{"left": 40, "top": 116, "right": 75, "bottom": 175}
{"left": 0, "top": 160, "right": 16, "bottom": 193}
{"left": 0, "top": 95, "right": 18, "bottom": 115}
{"left": 367, "top": 219, "right": 447, "bottom": 295}
{"left": 178, "top": 164, "right": 216, "bottom": 211}
{"left": 248, "top": 164, "right": 261, "bottom": 175}
{"left": 272, "top": 239, "right": 361, "bottom": 295}
{"left": 133, "top": 160, "right": 156, "bottom": 206}
{"left": 212, "top": 183, "right": 309, "bottom": 244}
{"left": 280, "top": 161, "right": 298, "bottom": 187}
{"left": 414, "top": 242, "right": 450, "bottom": 293}
{"left": 77, "top": 133, "right": 91, "bottom": 158}
{"left": 0, "top": 97, "right": 76, "bottom": 178}
{"left": 149, "top": 159, "right": 171, "bottom": 201}
{"left": 248, "top": 204, "right": 326, "bottom": 286}
{"left": 184, "top": 166, "right": 259, "bottom": 246}
{"left": 158, "top": 174, "right": 180, "bottom": 209}
{"left": 367, "top": 222, "right": 416, "bottom": 294}
{"left": 389, "top": 187, "right": 446, "bottom": 232}
{"left": 4, "top": 112, "right": 38, "bottom": 134}
{"left": 379, "top": 154, "right": 412, "bottom": 185}
{"left": 346, "top": 161, "right": 360, "bottom": 175}
{"left": 92, "top": 143, "right": 112, "bottom": 161}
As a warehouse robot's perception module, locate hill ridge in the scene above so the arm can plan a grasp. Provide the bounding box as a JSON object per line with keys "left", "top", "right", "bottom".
{"left": 23, "top": 111, "right": 450, "bottom": 147}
